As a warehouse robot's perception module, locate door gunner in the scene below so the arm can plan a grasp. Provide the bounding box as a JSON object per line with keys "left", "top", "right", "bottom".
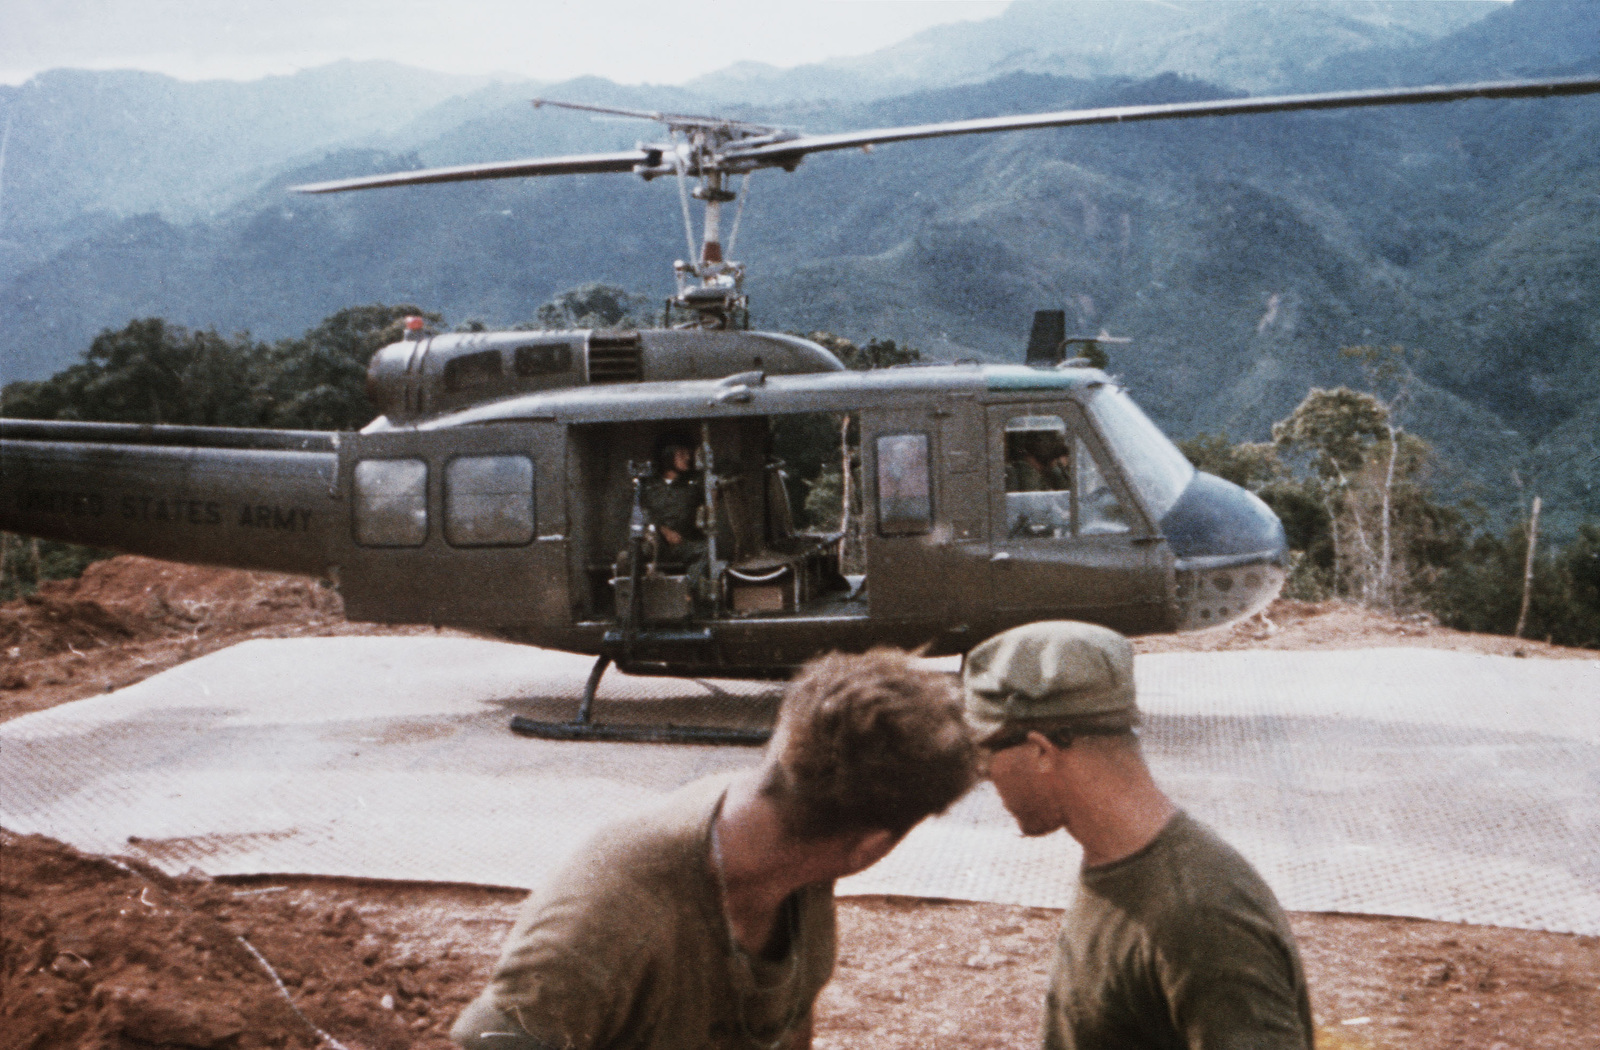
{"left": 641, "top": 440, "right": 704, "bottom": 556}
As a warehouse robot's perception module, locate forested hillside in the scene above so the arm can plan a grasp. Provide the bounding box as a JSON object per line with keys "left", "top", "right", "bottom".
{"left": 0, "top": 0, "right": 1595, "bottom": 538}
{"left": 688, "top": 0, "right": 1491, "bottom": 102}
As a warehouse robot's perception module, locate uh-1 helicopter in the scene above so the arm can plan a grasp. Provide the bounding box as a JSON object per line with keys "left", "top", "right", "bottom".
{"left": 4, "top": 73, "right": 1599, "bottom": 742}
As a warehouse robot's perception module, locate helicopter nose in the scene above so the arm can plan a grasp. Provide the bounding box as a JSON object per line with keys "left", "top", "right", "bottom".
{"left": 1158, "top": 472, "right": 1289, "bottom": 631}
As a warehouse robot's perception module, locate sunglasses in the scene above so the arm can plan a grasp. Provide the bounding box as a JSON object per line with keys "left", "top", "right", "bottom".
{"left": 981, "top": 728, "right": 1075, "bottom": 755}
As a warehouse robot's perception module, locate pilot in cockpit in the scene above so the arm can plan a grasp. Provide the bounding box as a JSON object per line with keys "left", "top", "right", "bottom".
{"left": 1006, "top": 431, "right": 1071, "bottom": 493}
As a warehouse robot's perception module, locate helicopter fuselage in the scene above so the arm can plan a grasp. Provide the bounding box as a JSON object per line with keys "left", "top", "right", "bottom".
{"left": 1, "top": 328, "right": 1284, "bottom": 676}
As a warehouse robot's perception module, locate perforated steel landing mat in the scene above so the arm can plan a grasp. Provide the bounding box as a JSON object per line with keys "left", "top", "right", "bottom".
{"left": 2, "top": 639, "right": 1596, "bottom": 933}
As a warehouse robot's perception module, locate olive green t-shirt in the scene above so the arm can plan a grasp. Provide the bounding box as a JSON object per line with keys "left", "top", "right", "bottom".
{"left": 453, "top": 775, "right": 836, "bottom": 1050}
{"left": 1045, "top": 811, "right": 1314, "bottom": 1050}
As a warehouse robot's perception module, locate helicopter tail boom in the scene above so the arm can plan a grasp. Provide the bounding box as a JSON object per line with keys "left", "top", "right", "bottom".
{"left": 2, "top": 420, "right": 341, "bottom": 577}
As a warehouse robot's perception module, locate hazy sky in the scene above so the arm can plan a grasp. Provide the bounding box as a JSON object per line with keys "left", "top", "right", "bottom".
{"left": 1, "top": 0, "right": 1010, "bottom": 86}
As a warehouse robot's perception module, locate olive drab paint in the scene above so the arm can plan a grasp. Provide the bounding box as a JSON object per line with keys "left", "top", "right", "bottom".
{"left": 2, "top": 325, "right": 1288, "bottom": 678}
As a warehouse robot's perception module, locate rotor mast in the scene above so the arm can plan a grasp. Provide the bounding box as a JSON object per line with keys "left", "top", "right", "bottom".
{"left": 532, "top": 98, "right": 768, "bottom": 329}
{"left": 673, "top": 145, "right": 745, "bottom": 328}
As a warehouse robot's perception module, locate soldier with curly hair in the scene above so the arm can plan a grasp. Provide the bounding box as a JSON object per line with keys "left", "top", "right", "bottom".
{"left": 452, "top": 648, "right": 979, "bottom": 1050}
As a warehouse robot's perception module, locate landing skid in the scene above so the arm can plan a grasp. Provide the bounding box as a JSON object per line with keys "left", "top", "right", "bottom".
{"left": 508, "top": 655, "right": 773, "bottom": 745}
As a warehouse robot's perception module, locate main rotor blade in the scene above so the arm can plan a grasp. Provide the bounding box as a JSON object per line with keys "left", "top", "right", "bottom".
{"left": 292, "top": 149, "right": 655, "bottom": 194}
{"left": 729, "top": 75, "right": 1600, "bottom": 165}
{"left": 289, "top": 75, "right": 1600, "bottom": 195}
{"left": 532, "top": 98, "right": 671, "bottom": 121}
{"left": 532, "top": 97, "right": 782, "bottom": 134}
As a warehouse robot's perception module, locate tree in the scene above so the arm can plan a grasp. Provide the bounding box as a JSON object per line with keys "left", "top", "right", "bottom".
{"left": 1181, "top": 351, "right": 1470, "bottom": 611}
{"left": 1272, "top": 387, "right": 1390, "bottom": 478}
{"left": 530, "top": 284, "right": 656, "bottom": 330}
{"left": 1341, "top": 344, "right": 1420, "bottom": 607}
{"left": 1274, "top": 387, "right": 1394, "bottom": 607}
{"left": 1431, "top": 521, "right": 1600, "bottom": 648}
{"left": 1, "top": 319, "right": 261, "bottom": 426}
{"left": 1, "top": 306, "right": 441, "bottom": 433}
{"left": 1271, "top": 384, "right": 1471, "bottom": 611}
{"left": 805, "top": 332, "right": 922, "bottom": 371}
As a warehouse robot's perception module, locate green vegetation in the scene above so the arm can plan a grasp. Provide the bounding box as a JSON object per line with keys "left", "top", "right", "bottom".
{"left": 772, "top": 333, "right": 922, "bottom": 533}
{"left": 1429, "top": 523, "right": 1600, "bottom": 650}
{"left": 526, "top": 284, "right": 658, "bottom": 331}
{"left": 1179, "top": 374, "right": 1599, "bottom": 649}
{"left": 803, "top": 333, "right": 922, "bottom": 373}
{"left": 0, "top": 536, "right": 109, "bottom": 603}
{"left": 1, "top": 305, "right": 433, "bottom": 430}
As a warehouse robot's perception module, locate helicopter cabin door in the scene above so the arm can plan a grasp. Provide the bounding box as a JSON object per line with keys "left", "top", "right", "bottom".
{"left": 333, "top": 422, "right": 569, "bottom": 632}
{"left": 862, "top": 402, "right": 990, "bottom": 637}
{"left": 985, "top": 403, "right": 1164, "bottom": 634}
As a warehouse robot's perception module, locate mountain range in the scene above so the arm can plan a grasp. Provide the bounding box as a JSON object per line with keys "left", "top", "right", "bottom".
{"left": 1, "top": 0, "right": 1596, "bottom": 539}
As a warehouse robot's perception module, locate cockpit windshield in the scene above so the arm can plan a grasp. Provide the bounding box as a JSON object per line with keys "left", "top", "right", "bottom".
{"left": 1083, "top": 386, "right": 1194, "bottom": 521}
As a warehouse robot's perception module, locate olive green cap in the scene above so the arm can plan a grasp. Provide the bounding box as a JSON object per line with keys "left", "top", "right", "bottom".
{"left": 961, "top": 621, "right": 1138, "bottom": 743}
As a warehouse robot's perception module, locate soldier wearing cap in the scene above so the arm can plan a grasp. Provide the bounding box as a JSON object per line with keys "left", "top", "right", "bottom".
{"left": 962, "top": 621, "right": 1314, "bottom": 1050}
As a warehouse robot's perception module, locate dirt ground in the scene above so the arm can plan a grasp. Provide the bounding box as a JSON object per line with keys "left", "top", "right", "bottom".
{"left": 0, "top": 557, "right": 441, "bottom": 722}
{"left": 3, "top": 557, "right": 1598, "bottom": 1049}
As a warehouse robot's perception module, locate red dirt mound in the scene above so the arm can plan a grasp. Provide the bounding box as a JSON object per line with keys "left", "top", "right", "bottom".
{"left": 0, "top": 830, "right": 484, "bottom": 1050}
{"left": 0, "top": 557, "right": 430, "bottom": 721}
{"left": 2, "top": 557, "right": 340, "bottom": 661}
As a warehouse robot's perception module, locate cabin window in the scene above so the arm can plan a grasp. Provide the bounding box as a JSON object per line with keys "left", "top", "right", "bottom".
{"left": 354, "top": 459, "right": 428, "bottom": 547}
{"left": 445, "top": 455, "right": 535, "bottom": 547}
{"left": 443, "top": 349, "right": 503, "bottom": 392}
{"left": 875, "top": 433, "right": 931, "bottom": 535}
{"left": 1003, "top": 414, "right": 1073, "bottom": 539}
{"left": 514, "top": 343, "right": 574, "bottom": 377}
{"left": 1078, "top": 438, "right": 1131, "bottom": 535}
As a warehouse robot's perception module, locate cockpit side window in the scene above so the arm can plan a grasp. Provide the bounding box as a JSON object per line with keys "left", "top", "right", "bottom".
{"left": 999, "top": 411, "right": 1133, "bottom": 539}
{"left": 1004, "top": 416, "right": 1072, "bottom": 494}
{"left": 1002, "top": 415, "right": 1073, "bottom": 539}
